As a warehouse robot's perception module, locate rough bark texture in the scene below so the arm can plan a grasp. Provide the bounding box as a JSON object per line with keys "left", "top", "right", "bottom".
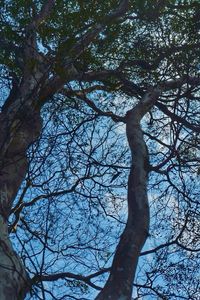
{"left": 0, "top": 94, "right": 42, "bottom": 299}
{"left": 0, "top": 1, "right": 141, "bottom": 298}
{"left": 0, "top": 217, "right": 29, "bottom": 300}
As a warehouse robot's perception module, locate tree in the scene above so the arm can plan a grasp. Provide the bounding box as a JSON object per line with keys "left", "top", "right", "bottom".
{"left": 0, "top": 0, "right": 199, "bottom": 299}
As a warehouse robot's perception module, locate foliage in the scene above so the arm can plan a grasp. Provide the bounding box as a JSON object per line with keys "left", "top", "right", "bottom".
{"left": 0, "top": 0, "right": 200, "bottom": 299}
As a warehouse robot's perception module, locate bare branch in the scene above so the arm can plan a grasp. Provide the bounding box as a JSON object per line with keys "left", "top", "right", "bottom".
{"left": 32, "top": 271, "right": 103, "bottom": 291}
{"left": 60, "top": 87, "right": 126, "bottom": 123}
{"left": 156, "top": 102, "right": 200, "bottom": 133}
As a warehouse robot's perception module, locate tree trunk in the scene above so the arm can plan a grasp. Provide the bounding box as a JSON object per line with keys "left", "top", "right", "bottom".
{"left": 0, "top": 96, "right": 42, "bottom": 299}
{"left": 0, "top": 217, "right": 29, "bottom": 300}
{"left": 96, "top": 110, "right": 150, "bottom": 300}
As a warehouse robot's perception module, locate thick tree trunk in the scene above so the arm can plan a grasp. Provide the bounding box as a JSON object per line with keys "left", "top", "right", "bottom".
{"left": 96, "top": 111, "right": 150, "bottom": 300}
{"left": 0, "top": 97, "right": 42, "bottom": 299}
{"left": 0, "top": 217, "right": 29, "bottom": 300}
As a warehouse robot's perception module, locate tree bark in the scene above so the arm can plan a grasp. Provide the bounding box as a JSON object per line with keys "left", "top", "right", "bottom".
{"left": 96, "top": 114, "right": 149, "bottom": 300}
{"left": 0, "top": 1, "right": 131, "bottom": 298}
{"left": 96, "top": 90, "right": 160, "bottom": 300}
{"left": 0, "top": 217, "right": 29, "bottom": 300}
{"left": 0, "top": 94, "right": 42, "bottom": 299}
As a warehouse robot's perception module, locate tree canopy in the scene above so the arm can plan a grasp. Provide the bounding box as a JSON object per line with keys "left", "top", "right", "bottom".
{"left": 0, "top": 0, "right": 199, "bottom": 299}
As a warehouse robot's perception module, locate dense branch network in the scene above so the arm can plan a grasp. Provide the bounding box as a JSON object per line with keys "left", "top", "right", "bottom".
{"left": 0, "top": 0, "right": 199, "bottom": 299}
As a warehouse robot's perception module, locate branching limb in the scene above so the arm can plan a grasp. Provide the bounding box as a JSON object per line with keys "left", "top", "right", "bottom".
{"left": 27, "top": 0, "right": 56, "bottom": 31}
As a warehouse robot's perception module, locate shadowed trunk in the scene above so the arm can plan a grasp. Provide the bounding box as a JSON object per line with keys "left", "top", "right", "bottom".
{"left": 96, "top": 89, "right": 160, "bottom": 300}
{"left": 96, "top": 111, "right": 150, "bottom": 300}
{"left": 0, "top": 96, "right": 42, "bottom": 299}
{"left": 0, "top": 1, "right": 131, "bottom": 298}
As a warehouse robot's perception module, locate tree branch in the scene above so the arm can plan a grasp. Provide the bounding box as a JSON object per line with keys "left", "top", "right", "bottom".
{"left": 31, "top": 271, "right": 103, "bottom": 291}
{"left": 60, "top": 88, "right": 126, "bottom": 122}
{"left": 27, "top": 0, "right": 56, "bottom": 30}
{"left": 156, "top": 101, "right": 200, "bottom": 134}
